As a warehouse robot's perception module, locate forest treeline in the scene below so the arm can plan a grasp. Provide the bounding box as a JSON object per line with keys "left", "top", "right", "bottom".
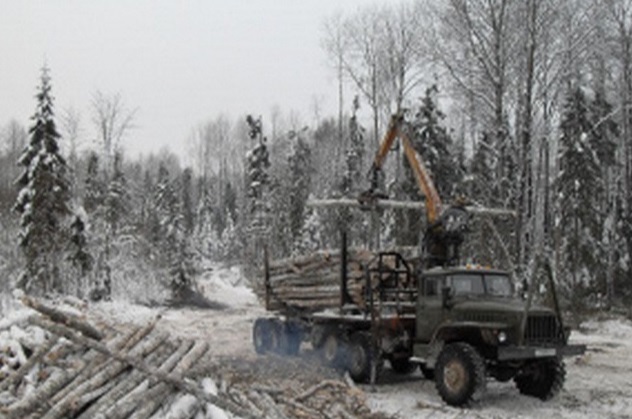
{"left": 1, "top": 0, "right": 631, "bottom": 311}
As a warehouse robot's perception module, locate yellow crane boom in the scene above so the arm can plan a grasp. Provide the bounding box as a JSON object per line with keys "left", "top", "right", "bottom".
{"left": 367, "top": 113, "right": 442, "bottom": 224}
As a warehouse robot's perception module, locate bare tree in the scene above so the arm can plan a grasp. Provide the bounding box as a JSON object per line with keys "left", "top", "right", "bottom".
{"left": 605, "top": 0, "right": 632, "bottom": 211}
{"left": 60, "top": 107, "right": 83, "bottom": 195}
{"left": 433, "top": 0, "right": 517, "bottom": 150}
{"left": 339, "top": 5, "right": 386, "bottom": 147}
{"left": 91, "top": 91, "right": 136, "bottom": 170}
{"left": 381, "top": 1, "right": 426, "bottom": 114}
{"left": 322, "top": 11, "right": 348, "bottom": 147}
{"left": 0, "top": 120, "right": 27, "bottom": 213}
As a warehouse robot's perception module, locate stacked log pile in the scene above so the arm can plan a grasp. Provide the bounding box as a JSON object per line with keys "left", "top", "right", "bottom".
{"left": 0, "top": 297, "right": 256, "bottom": 419}
{"left": 258, "top": 249, "right": 374, "bottom": 312}
{"left": 258, "top": 248, "right": 420, "bottom": 313}
{"left": 0, "top": 296, "right": 389, "bottom": 419}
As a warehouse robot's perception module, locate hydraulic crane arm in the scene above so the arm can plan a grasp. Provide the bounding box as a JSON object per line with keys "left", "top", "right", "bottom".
{"left": 366, "top": 113, "right": 442, "bottom": 224}
{"left": 400, "top": 134, "right": 442, "bottom": 224}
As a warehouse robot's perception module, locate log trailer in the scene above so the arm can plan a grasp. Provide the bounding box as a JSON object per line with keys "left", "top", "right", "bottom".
{"left": 252, "top": 114, "right": 586, "bottom": 406}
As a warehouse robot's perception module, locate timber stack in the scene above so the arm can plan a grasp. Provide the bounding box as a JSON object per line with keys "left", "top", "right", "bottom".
{"left": 257, "top": 248, "right": 419, "bottom": 312}
{"left": 0, "top": 296, "right": 251, "bottom": 419}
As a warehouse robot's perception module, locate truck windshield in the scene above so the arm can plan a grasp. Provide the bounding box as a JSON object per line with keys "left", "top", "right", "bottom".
{"left": 485, "top": 274, "right": 513, "bottom": 297}
{"left": 450, "top": 273, "right": 512, "bottom": 297}
{"left": 451, "top": 274, "right": 484, "bottom": 296}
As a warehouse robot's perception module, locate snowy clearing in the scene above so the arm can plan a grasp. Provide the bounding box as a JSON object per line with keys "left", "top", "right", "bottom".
{"left": 2, "top": 264, "right": 632, "bottom": 418}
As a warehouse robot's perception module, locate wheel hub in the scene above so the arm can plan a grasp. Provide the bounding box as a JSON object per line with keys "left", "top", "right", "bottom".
{"left": 443, "top": 360, "right": 467, "bottom": 393}
{"left": 349, "top": 345, "right": 366, "bottom": 373}
{"left": 323, "top": 335, "right": 338, "bottom": 363}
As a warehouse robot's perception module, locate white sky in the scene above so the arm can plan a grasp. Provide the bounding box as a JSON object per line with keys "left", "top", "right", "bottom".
{"left": 0, "top": 0, "right": 388, "bottom": 162}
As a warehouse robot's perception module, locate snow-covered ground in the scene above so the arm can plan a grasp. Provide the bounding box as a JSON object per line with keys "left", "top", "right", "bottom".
{"left": 3, "top": 265, "right": 632, "bottom": 418}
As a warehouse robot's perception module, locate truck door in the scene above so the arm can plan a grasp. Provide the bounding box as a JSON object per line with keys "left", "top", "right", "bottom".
{"left": 416, "top": 275, "right": 444, "bottom": 343}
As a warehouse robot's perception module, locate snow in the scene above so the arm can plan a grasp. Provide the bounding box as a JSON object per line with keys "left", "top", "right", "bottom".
{"left": 197, "top": 265, "right": 258, "bottom": 309}
{"left": 91, "top": 299, "right": 159, "bottom": 325}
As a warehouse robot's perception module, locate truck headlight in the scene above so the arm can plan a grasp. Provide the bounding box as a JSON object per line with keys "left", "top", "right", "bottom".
{"left": 497, "top": 331, "right": 507, "bottom": 344}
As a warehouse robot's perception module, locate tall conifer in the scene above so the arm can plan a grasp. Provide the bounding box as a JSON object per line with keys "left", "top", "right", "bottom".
{"left": 14, "top": 66, "right": 71, "bottom": 294}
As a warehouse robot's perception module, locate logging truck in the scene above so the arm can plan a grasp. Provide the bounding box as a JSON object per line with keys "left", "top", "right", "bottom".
{"left": 252, "top": 113, "right": 585, "bottom": 406}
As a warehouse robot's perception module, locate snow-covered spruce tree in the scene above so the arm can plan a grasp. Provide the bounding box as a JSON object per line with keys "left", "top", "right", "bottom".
{"left": 245, "top": 115, "right": 270, "bottom": 229}
{"left": 409, "top": 85, "right": 463, "bottom": 199}
{"left": 104, "top": 151, "right": 129, "bottom": 235}
{"left": 245, "top": 115, "right": 271, "bottom": 268}
{"left": 14, "top": 66, "right": 72, "bottom": 295}
{"left": 268, "top": 176, "right": 293, "bottom": 257}
{"left": 84, "top": 151, "right": 105, "bottom": 214}
{"left": 139, "top": 168, "right": 162, "bottom": 255}
{"left": 156, "top": 164, "right": 184, "bottom": 290}
{"left": 67, "top": 210, "right": 93, "bottom": 293}
{"left": 81, "top": 150, "right": 130, "bottom": 300}
{"left": 223, "top": 180, "right": 238, "bottom": 228}
{"left": 155, "top": 164, "right": 196, "bottom": 296}
{"left": 194, "top": 182, "right": 216, "bottom": 258}
{"left": 288, "top": 130, "right": 312, "bottom": 245}
{"left": 220, "top": 211, "right": 242, "bottom": 262}
{"left": 338, "top": 98, "right": 366, "bottom": 246}
{"left": 341, "top": 97, "right": 365, "bottom": 196}
{"left": 181, "top": 168, "right": 195, "bottom": 236}
{"left": 556, "top": 87, "right": 602, "bottom": 307}
{"left": 396, "top": 85, "right": 461, "bottom": 246}
{"left": 293, "top": 208, "right": 324, "bottom": 255}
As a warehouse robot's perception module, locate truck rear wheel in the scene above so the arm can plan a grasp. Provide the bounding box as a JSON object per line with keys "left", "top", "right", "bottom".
{"left": 320, "top": 327, "right": 346, "bottom": 368}
{"left": 253, "top": 318, "right": 276, "bottom": 354}
{"left": 347, "top": 333, "right": 372, "bottom": 383}
{"left": 514, "top": 358, "right": 565, "bottom": 400}
{"left": 435, "top": 342, "right": 486, "bottom": 407}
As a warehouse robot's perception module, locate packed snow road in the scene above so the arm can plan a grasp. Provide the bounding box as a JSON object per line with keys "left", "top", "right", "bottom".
{"left": 91, "top": 266, "right": 632, "bottom": 419}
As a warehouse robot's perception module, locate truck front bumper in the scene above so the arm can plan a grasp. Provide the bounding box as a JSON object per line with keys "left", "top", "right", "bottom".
{"left": 497, "top": 344, "right": 586, "bottom": 361}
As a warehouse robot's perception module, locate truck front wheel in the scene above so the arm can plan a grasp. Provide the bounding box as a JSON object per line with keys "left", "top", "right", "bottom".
{"left": 435, "top": 342, "right": 486, "bottom": 406}
{"left": 514, "top": 358, "right": 565, "bottom": 400}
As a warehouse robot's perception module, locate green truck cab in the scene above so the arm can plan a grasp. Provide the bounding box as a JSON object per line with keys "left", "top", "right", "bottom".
{"left": 413, "top": 266, "right": 586, "bottom": 406}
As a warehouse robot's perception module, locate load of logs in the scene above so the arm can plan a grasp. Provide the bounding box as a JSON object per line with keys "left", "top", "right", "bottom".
{"left": 257, "top": 249, "right": 373, "bottom": 312}
{"left": 258, "top": 248, "right": 420, "bottom": 313}
{"left": 0, "top": 296, "right": 386, "bottom": 419}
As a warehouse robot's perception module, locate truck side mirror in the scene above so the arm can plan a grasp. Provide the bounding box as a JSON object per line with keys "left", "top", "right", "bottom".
{"left": 441, "top": 286, "right": 453, "bottom": 309}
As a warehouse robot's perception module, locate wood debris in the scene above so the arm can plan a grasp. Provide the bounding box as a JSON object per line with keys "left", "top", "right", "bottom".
{"left": 0, "top": 296, "right": 389, "bottom": 419}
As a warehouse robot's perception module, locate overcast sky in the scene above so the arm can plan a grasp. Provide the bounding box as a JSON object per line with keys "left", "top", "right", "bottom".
{"left": 0, "top": 0, "right": 388, "bottom": 162}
